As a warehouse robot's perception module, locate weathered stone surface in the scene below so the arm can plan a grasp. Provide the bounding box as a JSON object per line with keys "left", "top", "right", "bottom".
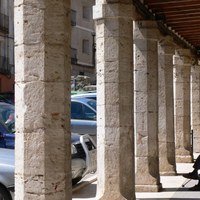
{"left": 134, "top": 20, "right": 161, "bottom": 192}
{"left": 94, "top": 1, "right": 135, "bottom": 200}
{"left": 158, "top": 36, "right": 176, "bottom": 175}
{"left": 14, "top": 0, "right": 71, "bottom": 199}
{"left": 191, "top": 65, "right": 200, "bottom": 153}
{"left": 174, "top": 48, "right": 193, "bottom": 163}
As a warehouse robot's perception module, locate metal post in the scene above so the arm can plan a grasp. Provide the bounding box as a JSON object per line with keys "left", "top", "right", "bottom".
{"left": 191, "top": 129, "right": 194, "bottom": 162}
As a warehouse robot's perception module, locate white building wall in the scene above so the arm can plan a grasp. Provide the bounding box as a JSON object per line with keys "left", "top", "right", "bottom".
{"left": 71, "top": 0, "right": 96, "bottom": 82}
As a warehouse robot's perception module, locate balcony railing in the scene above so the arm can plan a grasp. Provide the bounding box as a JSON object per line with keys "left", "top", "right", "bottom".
{"left": 0, "top": 13, "right": 9, "bottom": 33}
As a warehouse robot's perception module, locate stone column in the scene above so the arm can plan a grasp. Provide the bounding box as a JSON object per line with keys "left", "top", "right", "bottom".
{"left": 14, "top": 1, "right": 71, "bottom": 200}
{"left": 158, "top": 36, "right": 176, "bottom": 175}
{"left": 134, "top": 21, "right": 162, "bottom": 192}
{"left": 93, "top": 1, "right": 135, "bottom": 200}
{"left": 173, "top": 48, "right": 193, "bottom": 163}
{"left": 191, "top": 64, "right": 200, "bottom": 153}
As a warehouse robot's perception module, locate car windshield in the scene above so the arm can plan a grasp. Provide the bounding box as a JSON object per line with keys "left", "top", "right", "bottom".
{"left": 0, "top": 103, "right": 15, "bottom": 133}
{"left": 87, "top": 100, "right": 96, "bottom": 110}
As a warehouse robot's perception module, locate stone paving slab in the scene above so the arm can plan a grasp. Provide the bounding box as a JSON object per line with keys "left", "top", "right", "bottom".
{"left": 72, "top": 161, "right": 200, "bottom": 200}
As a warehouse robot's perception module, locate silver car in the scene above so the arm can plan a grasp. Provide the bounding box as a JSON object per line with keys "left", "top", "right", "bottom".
{"left": 71, "top": 97, "right": 97, "bottom": 141}
{"left": 0, "top": 148, "right": 14, "bottom": 200}
{"left": 72, "top": 92, "right": 96, "bottom": 101}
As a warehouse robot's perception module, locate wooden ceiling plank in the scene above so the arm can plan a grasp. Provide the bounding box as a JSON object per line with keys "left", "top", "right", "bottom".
{"left": 146, "top": 0, "right": 200, "bottom": 6}
{"left": 166, "top": 12, "right": 200, "bottom": 18}
{"left": 148, "top": 4, "right": 200, "bottom": 11}
{"left": 167, "top": 19, "right": 200, "bottom": 25}
{"left": 138, "top": 0, "right": 200, "bottom": 54}
{"left": 171, "top": 24, "right": 200, "bottom": 29}
{"left": 144, "top": 0, "right": 197, "bottom": 4}
{"left": 156, "top": 8, "right": 200, "bottom": 15}
{"left": 166, "top": 15, "right": 200, "bottom": 22}
{"left": 179, "top": 30, "right": 200, "bottom": 33}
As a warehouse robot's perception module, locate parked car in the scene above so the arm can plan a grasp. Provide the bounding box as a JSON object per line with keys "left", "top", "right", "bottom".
{"left": 71, "top": 134, "right": 96, "bottom": 185}
{"left": 0, "top": 133, "right": 96, "bottom": 199}
{"left": 0, "top": 148, "right": 14, "bottom": 200}
{"left": 0, "top": 102, "right": 96, "bottom": 197}
{"left": 71, "top": 97, "right": 97, "bottom": 141}
{"left": 0, "top": 99, "right": 97, "bottom": 148}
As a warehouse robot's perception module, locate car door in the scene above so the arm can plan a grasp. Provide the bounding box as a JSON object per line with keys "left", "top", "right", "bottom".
{"left": 3, "top": 133, "right": 14, "bottom": 149}
{"left": 0, "top": 123, "right": 14, "bottom": 149}
{"left": 71, "top": 101, "right": 96, "bottom": 137}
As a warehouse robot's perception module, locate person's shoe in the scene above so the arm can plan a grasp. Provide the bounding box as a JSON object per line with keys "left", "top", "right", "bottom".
{"left": 183, "top": 170, "right": 199, "bottom": 180}
{"left": 189, "top": 184, "right": 200, "bottom": 191}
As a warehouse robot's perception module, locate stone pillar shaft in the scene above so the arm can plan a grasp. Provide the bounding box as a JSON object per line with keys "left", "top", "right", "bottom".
{"left": 191, "top": 64, "right": 200, "bottom": 153}
{"left": 134, "top": 20, "right": 162, "bottom": 192}
{"left": 14, "top": 1, "right": 71, "bottom": 199}
{"left": 93, "top": 1, "right": 135, "bottom": 200}
{"left": 174, "top": 48, "right": 193, "bottom": 163}
{"left": 158, "top": 37, "right": 176, "bottom": 175}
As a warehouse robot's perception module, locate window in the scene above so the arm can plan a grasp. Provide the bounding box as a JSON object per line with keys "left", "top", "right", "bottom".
{"left": 71, "top": 48, "right": 77, "bottom": 64}
{"left": 71, "top": 9, "right": 76, "bottom": 26}
{"left": 82, "top": 39, "right": 89, "bottom": 54}
{"left": 83, "top": 6, "right": 90, "bottom": 20}
{"left": 79, "top": 72, "right": 84, "bottom": 76}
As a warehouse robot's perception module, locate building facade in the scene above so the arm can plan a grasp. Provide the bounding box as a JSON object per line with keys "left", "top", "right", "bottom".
{"left": 71, "top": 0, "right": 96, "bottom": 84}
{"left": 0, "top": 0, "right": 14, "bottom": 93}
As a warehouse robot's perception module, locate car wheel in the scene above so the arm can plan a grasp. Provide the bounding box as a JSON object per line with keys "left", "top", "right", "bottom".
{"left": 72, "top": 177, "right": 82, "bottom": 186}
{"left": 0, "top": 185, "right": 12, "bottom": 200}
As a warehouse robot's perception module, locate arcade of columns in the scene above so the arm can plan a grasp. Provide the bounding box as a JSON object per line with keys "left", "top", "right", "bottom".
{"left": 14, "top": 0, "right": 200, "bottom": 200}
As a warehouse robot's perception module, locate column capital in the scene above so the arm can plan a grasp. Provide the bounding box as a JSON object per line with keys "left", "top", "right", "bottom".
{"left": 159, "top": 35, "right": 175, "bottom": 47}
{"left": 175, "top": 48, "right": 192, "bottom": 56}
{"left": 174, "top": 48, "right": 195, "bottom": 66}
{"left": 93, "top": 3, "right": 134, "bottom": 20}
{"left": 158, "top": 36, "right": 175, "bottom": 55}
{"left": 134, "top": 20, "right": 159, "bottom": 40}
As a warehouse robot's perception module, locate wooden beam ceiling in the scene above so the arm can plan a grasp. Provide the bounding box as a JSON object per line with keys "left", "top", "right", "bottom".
{"left": 139, "top": 0, "right": 200, "bottom": 55}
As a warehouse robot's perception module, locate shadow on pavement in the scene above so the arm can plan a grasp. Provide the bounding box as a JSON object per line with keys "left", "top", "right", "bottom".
{"left": 137, "top": 199, "right": 200, "bottom": 200}
{"left": 73, "top": 181, "right": 97, "bottom": 199}
{"left": 162, "top": 187, "right": 189, "bottom": 192}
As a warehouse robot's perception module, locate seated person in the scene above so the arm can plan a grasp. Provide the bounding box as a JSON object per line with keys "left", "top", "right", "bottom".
{"left": 183, "top": 155, "right": 200, "bottom": 191}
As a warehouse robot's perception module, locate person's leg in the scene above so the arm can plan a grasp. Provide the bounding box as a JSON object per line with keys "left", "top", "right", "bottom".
{"left": 183, "top": 155, "right": 200, "bottom": 179}
{"left": 193, "top": 155, "right": 200, "bottom": 169}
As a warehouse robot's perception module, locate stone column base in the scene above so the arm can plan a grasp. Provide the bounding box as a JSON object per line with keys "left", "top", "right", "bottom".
{"left": 160, "top": 171, "right": 177, "bottom": 176}
{"left": 97, "top": 193, "right": 135, "bottom": 200}
{"left": 135, "top": 183, "right": 162, "bottom": 192}
{"left": 176, "top": 155, "right": 193, "bottom": 163}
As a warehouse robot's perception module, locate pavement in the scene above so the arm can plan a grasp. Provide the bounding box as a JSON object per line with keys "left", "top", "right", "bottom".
{"left": 72, "top": 154, "right": 200, "bottom": 200}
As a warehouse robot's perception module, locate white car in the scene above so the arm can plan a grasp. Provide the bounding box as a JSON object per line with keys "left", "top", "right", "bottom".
{"left": 0, "top": 134, "right": 96, "bottom": 199}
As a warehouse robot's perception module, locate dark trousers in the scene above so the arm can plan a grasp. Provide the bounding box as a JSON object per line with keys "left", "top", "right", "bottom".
{"left": 194, "top": 155, "right": 200, "bottom": 170}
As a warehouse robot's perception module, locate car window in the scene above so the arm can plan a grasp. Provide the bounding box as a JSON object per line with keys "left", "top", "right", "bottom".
{"left": 71, "top": 101, "right": 96, "bottom": 120}
{"left": 71, "top": 102, "right": 84, "bottom": 119}
{"left": 0, "top": 104, "right": 15, "bottom": 133}
{"left": 88, "top": 97, "right": 96, "bottom": 100}
{"left": 82, "top": 104, "right": 96, "bottom": 120}
{"left": 87, "top": 100, "right": 96, "bottom": 110}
